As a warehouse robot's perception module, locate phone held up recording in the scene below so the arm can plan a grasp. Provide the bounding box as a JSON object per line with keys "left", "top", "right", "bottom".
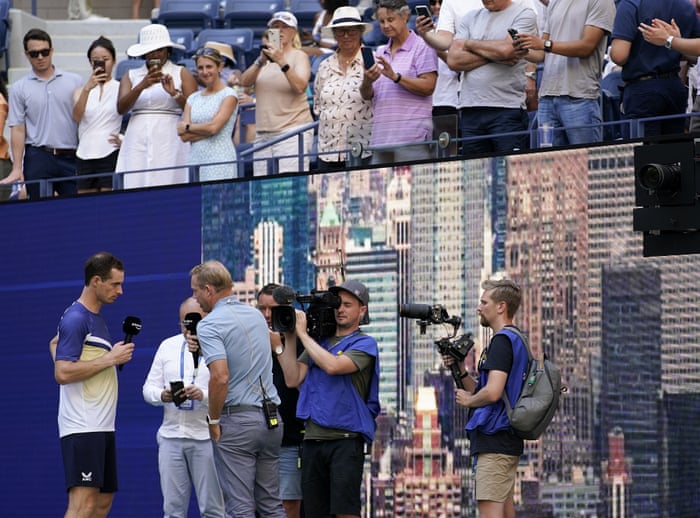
{"left": 267, "top": 28, "right": 281, "bottom": 50}
{"left": 415, "top": 5, "right": 431, "bottom": 19}
{"left": 360, "top": 47, "right": 375, "bottom": 70}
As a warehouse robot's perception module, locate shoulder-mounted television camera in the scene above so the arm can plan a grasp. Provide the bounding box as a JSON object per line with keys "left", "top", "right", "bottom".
{"left": 271, "top": 286, "right": 341, "bottom": 340}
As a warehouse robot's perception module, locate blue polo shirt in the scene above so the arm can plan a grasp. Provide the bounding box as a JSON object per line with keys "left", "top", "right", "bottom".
{"left": 611, "top": 0, "right": 700, "bottom": 81}
{"left": 8, "top": 67, "right": 83, "bottom": 148}
{"left": 198, "top": 296, "right": 280, "bottom": 407}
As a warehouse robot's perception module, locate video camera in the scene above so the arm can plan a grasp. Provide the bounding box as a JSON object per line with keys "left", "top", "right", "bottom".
{"left": 399, "top": 303, "right": 474, "bottom": 388}
{"left": 271, "top": 286, "right": 341, "bottom": 341}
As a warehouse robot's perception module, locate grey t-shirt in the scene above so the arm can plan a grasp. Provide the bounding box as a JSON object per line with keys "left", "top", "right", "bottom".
{"left": 539, "top": 0, "right": 616, "bottom": 99}
{"left": 456, "top": 2, "right": 538, "bottom": 109}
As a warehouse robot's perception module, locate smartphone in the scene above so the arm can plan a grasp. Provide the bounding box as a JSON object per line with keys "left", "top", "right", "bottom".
{"left": 170, "top": 380, "right": 187, "bottom": 406}
{"left": 147, "top": 58, "right": 162, "bottom": 72}
{"left": 415, "top": 5, "right": 431, "bottom": 19}
{"left": 268, "top": 28, "right": 281, "bottom": 50}
{"left": 508, "top": 28, "right": 519, "bottom": 41}
{"left": 92, "top": 59, "right": 105, "bottom": 70}
{"left": 360, "top": 46, "right": 375, "bottom": 70}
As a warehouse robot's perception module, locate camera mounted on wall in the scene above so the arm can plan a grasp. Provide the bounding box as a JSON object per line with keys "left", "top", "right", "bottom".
{"left": 399, "top": 303, "right": 474, "bottom": 389}
{"left": 270, "top": 285, "right": 341, "bottom": 340}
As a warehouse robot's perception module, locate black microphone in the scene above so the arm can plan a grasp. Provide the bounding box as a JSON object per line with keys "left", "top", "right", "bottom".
{"left": 272, "top": 285, "right": 296, "bottom": 305}
{"left": 119, "top": 316, "right": 142, "bottom": 371}
{"left": 182, "top": 312, "right": 202, "bottom": 369}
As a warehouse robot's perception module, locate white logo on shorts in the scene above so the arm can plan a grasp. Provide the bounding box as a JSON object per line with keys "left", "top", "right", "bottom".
{"left": 81, "top": 471, "right": 93, "bottom": 482}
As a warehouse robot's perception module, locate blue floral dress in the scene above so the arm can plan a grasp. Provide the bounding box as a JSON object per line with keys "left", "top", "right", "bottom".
{"left": 187, "top": 86, "right": 238, "bottom": 181}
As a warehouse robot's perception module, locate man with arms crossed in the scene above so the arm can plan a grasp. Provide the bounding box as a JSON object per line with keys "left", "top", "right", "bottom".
{"left": 53, "top": 252, "right": 135, "bottom": 518}
{"left": 190, "top": 260, "right": 286, "bottom": 517}
{"left": 444, "top": 279, "right": 529, "bottom": 518}
{"left": 276, "top": 280, "right": 380, "bottom": 518}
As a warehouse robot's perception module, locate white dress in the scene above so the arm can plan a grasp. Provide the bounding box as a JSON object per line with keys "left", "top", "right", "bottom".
{"left": 116, "top": 61, "right": 190, "bottom": 188}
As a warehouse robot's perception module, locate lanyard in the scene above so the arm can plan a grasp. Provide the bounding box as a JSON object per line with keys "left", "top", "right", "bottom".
{"left": 180, "top": 340, "right": 196, "bottom": 384}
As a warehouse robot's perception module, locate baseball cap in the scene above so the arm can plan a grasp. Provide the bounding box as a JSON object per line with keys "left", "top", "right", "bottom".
{"left": 330, "top": 280, "right": 370, "bottom": 325}
{"left": 267, "top": 11, "right": 298, "bottom": 29}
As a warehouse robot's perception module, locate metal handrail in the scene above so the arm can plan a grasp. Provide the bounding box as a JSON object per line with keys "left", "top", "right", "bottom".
{"left": 5, "top": 111, "right": 700, "bottom": 200}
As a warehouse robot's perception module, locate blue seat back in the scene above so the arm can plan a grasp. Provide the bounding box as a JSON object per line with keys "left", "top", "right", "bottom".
{"left": 222, "top": 0, "right": 284, "bottom": 40}
{"left": 195, "top": 28, "right": 255, "bottom": 69}
{"left": 115, "top": 59, "right": 146, "bottom": 81}
{"left": 157, "top": 0, "right": 220, "bottom": 32}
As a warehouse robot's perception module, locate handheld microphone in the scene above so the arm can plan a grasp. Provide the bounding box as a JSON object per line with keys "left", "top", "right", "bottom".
{"left": 182, "top": 312, "right": 202, "bottom": 369}
{"left": 119, "top": 316, "right": 142, "bottom": 371}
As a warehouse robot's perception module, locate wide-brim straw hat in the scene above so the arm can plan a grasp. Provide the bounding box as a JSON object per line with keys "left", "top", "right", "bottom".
{"left": 321, "top": 6, "right": 373, "bottom": 38}
{"left": 203, "top": 41, "right": 236, "bottom": 66}
{"left": 127, "top": 24, "right": 186, "bottom": 57}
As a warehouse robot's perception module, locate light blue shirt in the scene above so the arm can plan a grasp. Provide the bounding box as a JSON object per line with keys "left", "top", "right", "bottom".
{"left": 198, "top": 296, "right": 280, "bottom": 407}
{"left": 8, "top": 67, "right": 83, "bottom": 148}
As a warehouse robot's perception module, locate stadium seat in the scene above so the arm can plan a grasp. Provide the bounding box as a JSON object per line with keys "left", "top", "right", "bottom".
{"left": 168, "top": 28, "right": 195, "bottom": 62}
{"left": 157, "top": 0, "right": 220, "bottom": 33}
{"left": 363, "top": 21, "right": 387, "bottom": 48}
{"left": 115, "top": 59, "right": 146, "bottom": 81}
{"left": 222, "top": 0, "right": 284, "bottom": 41}
{"left": 289, "top": 0, "right": 320, "bottom": 30}
{"left": 194, "top": 28, "right": 254, "bottom": 68}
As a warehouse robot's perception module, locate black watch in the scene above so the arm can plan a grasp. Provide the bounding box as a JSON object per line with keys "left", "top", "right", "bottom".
{"left": 280, "top": 64, "right": 290, "bottom": 73}
{"left": 543, "top": 39, "right": 553, "bottom": 52}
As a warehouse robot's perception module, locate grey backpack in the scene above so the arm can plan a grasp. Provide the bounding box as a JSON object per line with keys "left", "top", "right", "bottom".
{"left": 501, "top": 328, "right": 562, "bottom": 440}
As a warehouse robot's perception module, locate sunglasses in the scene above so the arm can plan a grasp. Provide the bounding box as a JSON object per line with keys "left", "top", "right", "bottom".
{"left": 429, "top": 0, "right": 441, "bottom": 4}
{"left": 333, "top": 27, "right": 362, "bottom": 36}
{"left": 194, "top": 47, "right": 222, "bottom": 59}
{"left": 27, "top": 48, "right": 51, "bottom": 58}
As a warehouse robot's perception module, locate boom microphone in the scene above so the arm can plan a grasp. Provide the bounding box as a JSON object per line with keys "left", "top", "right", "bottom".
{"left": 182, "top": 312, "right": 202, "bottom": 369}
{"left": 120, "top": 316, "right": 142, "bottom": 371}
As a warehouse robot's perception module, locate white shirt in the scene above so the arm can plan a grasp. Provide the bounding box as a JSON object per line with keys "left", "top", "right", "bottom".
{"left": 142, "top": 333, "right": 211, "bottom": 440}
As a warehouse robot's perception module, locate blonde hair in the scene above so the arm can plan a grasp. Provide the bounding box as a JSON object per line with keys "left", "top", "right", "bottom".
{"left": 481, "top": 278, "right": 522, "bottom": 318}
{"left": 190, "top": 260, "right": 233, "bottom": 292}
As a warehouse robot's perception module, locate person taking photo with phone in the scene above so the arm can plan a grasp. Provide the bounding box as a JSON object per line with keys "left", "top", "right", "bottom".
{"left": 240, "top": 12, "right": 313, "bottom": 176}
{"left": 359, "top": 0, "right": 437, "bottom": 165}
{"left": 313, "top": 6, "right": 374, "bottom": 171}
{"left": 72, "top": 36, "right": 123, "bottom": 194}
{"left": 116, "top": 24, "right": 197, "bottom": 188}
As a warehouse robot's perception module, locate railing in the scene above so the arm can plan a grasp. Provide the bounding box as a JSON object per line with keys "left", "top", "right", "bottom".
{"left": 3, "top": 111, "right": 700, "bottom": 201}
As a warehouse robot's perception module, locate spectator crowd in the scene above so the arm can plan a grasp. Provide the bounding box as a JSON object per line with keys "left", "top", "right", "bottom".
{"left": 4, "top": 0, "right": 700, "bottom": 200}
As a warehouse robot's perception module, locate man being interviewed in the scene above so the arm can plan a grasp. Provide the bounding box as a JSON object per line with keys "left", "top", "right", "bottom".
{"left": 276, "top": 280, "right": 380, "bottom": 518}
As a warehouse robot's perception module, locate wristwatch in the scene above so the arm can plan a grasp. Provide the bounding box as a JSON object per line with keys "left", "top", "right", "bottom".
{"left": 525, "top": 71, "right": 537, "bottom": 81}
{"left": 185, "top": 123, "right": 190, "bottom": 132}
{"left": 274, "top": 345, "right": 284, "bottom": 356}
{"left": 280, "top": 64, "right": 290, "bottom": 73}
{"left": 206, "top": 414, "right": 220, "bottom": 425}
{"left": 543, "top": 39, "right": 553, "bottom": 52}
{"left": 665, "top": 35, "right": 674, "bottom": 49}
{"left": 171, "top": 89, "right": 183, "bottom": 98}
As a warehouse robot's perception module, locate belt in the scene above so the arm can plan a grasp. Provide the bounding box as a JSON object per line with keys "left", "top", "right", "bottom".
{"left": 627, "top": 72, "right": 677, "bottom": 84}
{"left": 222, "top": 404, "right": 262, "bottom": 415}
{"left": 32, "top": 145, "right": 76, "bottom": 156}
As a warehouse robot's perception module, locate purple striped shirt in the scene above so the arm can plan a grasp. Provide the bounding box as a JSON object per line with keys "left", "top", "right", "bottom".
{"left": 371, "top": 31, "right": 437, "bottom": 146}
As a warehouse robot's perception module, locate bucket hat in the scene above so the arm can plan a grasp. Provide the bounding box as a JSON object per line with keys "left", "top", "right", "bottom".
{"left": 127, "top": 24, "right": 186, "bottom": 57}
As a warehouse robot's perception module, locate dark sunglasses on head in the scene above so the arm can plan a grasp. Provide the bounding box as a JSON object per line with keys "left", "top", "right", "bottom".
{"left": 194, "top": 47, "right": 221, "bottom": 59}
{"left": 27, "top": 48, "right": 51, "bottom": 58}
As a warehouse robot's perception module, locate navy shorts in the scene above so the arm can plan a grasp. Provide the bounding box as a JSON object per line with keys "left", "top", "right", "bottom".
{"left": 301, "top": 438, "right": 365, "bottom": 518}
{"left": 60, "top": 432, "right": 118, "bottom": 493}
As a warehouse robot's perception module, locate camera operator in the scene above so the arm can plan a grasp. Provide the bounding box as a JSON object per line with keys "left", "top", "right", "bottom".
{"left": 276, "top": 280, "right": 380, "bottom": 518}
{"left": 256, "top": 283, "right": 305, "bottom": 518}
{"left": 443, "top": 279, "right": 529, "bottom": 518}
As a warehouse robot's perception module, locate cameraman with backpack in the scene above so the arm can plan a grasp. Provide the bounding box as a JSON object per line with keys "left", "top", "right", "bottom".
{"left": 444, "top": 279, "right": 529, "bottom": 518}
